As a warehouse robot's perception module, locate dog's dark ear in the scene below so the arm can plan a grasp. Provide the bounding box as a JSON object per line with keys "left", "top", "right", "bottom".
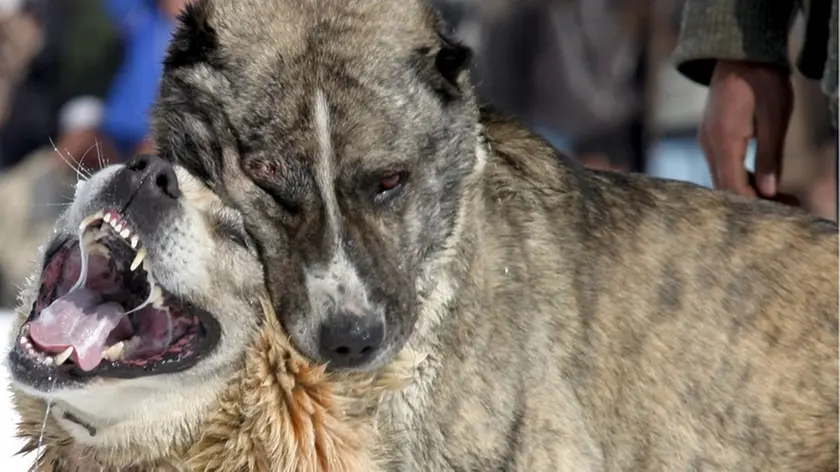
{"left": 435, "top": 34, "right": 472, "bottom": 88}
{"left": 416, "top": 33, "right": 472, "bottom": 102}
{"left": 165, "top": 0, "right": 220, "bottom": 71}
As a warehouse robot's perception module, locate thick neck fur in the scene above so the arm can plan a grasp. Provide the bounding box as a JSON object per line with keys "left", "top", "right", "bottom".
{"left": 374, "top": 111, "right": 585, "bottom": 467}
{"left": 374, "top": 121, "right": 491, "bottom": 446}
{"left": 13, "top": 299, "right": 417, "bottom": 471}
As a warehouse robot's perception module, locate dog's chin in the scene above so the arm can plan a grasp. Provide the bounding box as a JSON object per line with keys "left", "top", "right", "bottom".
{"left": 7, "top": 210, "right": 222, "bottom": 394}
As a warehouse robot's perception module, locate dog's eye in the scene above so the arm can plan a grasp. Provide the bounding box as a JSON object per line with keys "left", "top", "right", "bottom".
{"left": 376, "top": 172, "right": 407, "bottom": 196}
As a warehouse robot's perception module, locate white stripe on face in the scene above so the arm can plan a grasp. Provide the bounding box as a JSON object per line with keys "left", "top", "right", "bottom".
{"left": 313, "top": 88, "right": 340, "bottom": 249}
{"left": 306, "top": 89, "right": 376, "bottom": 320}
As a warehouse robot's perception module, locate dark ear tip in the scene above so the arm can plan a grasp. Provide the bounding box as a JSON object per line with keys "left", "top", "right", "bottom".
{"left": 164, "top": 0, "right": 218, "bottom": 71}
{"left": 435, "top": 35, "right": 472, "bottom": 84}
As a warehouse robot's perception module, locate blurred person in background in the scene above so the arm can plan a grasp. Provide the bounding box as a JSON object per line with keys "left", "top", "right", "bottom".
{"left": 674, "top": 0, "right": 837, "bottom": 219}
{"left": 55, "top": 0, "right": 190, "bottom": 169}
{"left": 0, "top": 0, "right": 65, "bottom": 171}
{"left": 432, "top": 0, "right": 658, "bottom": 172}
{"left": 0, "top": 0, "right": 121, "bottom": 171}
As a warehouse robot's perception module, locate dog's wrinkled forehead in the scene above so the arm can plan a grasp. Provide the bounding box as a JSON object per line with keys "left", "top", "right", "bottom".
{"left": 158, "top": 0, "right": 468, "bottom": 192}
{"left": 207, "top": 0, "right": 442, "bottom": 59}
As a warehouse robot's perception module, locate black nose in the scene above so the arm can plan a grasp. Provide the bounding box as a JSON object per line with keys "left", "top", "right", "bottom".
{"left": 318, "top": 308, "right": 385, "bottom": 368}
{"left": 125, "top": 154, "right": 180, "bottom": 199}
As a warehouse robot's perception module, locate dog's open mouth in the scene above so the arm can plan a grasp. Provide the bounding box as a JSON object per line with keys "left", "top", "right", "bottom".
{"left": 14, "top": 210, "right": 219, "bottom": 379}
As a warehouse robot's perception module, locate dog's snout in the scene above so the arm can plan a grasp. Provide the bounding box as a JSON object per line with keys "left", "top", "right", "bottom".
{"left": 125, "top": 154, "right": 181, "bottom": 199}
{"left": 318, "top": 307, "right": 385, "bottom": 368}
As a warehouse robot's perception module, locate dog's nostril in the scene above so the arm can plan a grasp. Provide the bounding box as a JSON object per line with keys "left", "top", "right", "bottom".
{"left": 124, "top": 154, "right": 181, "bottom": 199}
{"left": 319, "top": 310, "right": 385, "bottom": 367}
{"left": 155, "top": 174, "right": 169, "bottom": 191}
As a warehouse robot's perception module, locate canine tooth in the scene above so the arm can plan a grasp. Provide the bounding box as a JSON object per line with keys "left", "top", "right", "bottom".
{"left": 130, "top": 235, "right": 139, "bottom": 249}
{"left": 130, "top": 248, "right": 148, "bottom": 272}
{"left": 82, "top": 229, "right": 98, "bottom": 246}
{"left": 54, "top": 347, "right": 73, "bottom": 366}
{"left": 120, "top": 228, "right": 130, "bottom": 239}
{"left": 78, "top": 211, "right": 104, "bottom": 231}
{"left": 102, "top": 342, "right": 124, "bottom": 361}
{"left": 151, "top": 286, "right": 165, "bottom": 308}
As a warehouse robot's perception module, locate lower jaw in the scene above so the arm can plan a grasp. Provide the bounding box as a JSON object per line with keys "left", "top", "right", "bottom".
{"left": 10, "top": 336, "right": 209, "bottom": 387}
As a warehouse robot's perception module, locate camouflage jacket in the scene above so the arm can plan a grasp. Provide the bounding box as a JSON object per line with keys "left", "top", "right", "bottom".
{"left": 673, "top": 0, "right": 838, "bottom": 126}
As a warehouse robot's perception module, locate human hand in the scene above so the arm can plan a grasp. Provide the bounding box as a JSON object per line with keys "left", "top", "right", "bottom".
{"left": 699, "top": 60, "right": 794, "bottom": 198}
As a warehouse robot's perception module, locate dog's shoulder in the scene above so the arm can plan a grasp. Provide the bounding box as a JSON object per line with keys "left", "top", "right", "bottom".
{"left": 480, "top": 108, "right": 836, "bottom": 249}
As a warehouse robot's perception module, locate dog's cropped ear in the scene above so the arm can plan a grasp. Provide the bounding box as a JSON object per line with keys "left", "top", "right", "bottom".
{"left": 415, "top": 35, "right": 472, "bottom": 102}
{"left": 434, "top": 34, "right": 472, "bottom": 89}
{"left": 414, "top": 9, "right": 473, "bottom": 103}
{"left": 153, "top": 0, "right": 234, "bottom": 184}
{"left": 165, "top": 0, "right": 220, "bottom": 72}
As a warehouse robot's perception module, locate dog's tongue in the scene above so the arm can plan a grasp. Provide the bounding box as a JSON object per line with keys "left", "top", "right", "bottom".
{"left": 28, "top": 288, "right": 126, "bottom": 371}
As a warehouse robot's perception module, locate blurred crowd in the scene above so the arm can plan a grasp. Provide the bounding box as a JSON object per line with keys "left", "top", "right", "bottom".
{"left": 0, "top": 0, "right": 836, "bottom": 307}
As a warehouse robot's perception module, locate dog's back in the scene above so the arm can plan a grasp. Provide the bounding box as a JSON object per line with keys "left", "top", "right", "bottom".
{"left": 380, "top": 112, "right": 838, "bottom": 471}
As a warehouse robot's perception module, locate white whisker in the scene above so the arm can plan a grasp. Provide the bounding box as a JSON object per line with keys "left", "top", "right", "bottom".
{"left": 48, "top": 137, "right": 91, "bottom": 181}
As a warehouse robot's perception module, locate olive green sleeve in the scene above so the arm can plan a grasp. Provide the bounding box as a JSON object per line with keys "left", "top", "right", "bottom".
{"left": 672, "top": 0, "right": 799, "bottom": 85}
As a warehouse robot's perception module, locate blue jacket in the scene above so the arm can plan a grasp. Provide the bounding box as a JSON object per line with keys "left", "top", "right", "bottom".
{"left": 100, "top": 0, "right": 174, "bottom": 158}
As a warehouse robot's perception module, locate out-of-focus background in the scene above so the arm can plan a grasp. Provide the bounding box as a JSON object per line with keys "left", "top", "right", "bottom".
{"left": 0, "top": 0, "right": 836, "bottom": 467}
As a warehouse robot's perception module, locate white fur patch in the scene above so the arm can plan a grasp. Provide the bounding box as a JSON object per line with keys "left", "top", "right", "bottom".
{"left": 313, "top": 89, "right": 339, "bottom": 247}
{"left": 305, "top": 90, "right": 374, "bottom": 316}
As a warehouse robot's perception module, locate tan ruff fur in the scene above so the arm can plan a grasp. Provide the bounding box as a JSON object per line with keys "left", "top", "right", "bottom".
{"left": 12, "top": 298, "right": 415, "bottom": 471}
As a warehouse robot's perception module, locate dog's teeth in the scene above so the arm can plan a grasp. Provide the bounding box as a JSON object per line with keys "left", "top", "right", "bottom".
{"left": 102, "top": 342, "right": 124, "bottom": 361}
{"left": 151, "top": 285, "right": 165, "bottom": 308}
{"left": 130, "top": 235, "right": 139, "bottom": 249}
{"left": 115, "top": 223, "right": 123, "bottom": 232}
{"left": 130, "top": 248, "right": 148, "bottom": 272}
{"left": 82, "top": 229, "right": 98, "bottom": 246}
{"left": 78, "top": 211, "right": 104, "bottom": 231}
{"left": 104, "top": 213, "right": 112, "bottom": 223}
{"left": 120, "top": 228, "right": 130, "bottom": 239}
{"left": 54, "top": 347, "right": 73, "bottom": 366}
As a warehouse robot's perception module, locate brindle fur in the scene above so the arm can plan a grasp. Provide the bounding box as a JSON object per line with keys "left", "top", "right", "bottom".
{"left": 151, "top": 0, "right": 839, "bottom": 470}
